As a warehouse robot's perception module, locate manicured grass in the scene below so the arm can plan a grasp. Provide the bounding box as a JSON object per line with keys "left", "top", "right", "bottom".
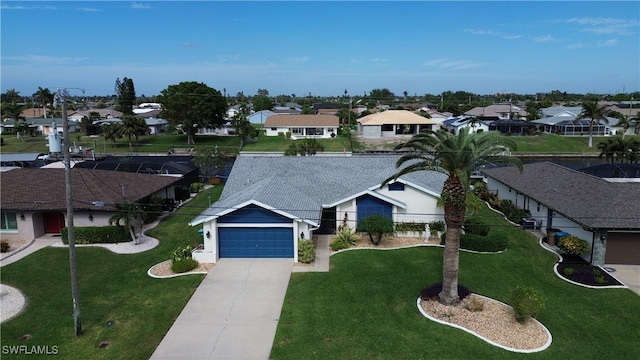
{"left": 0, "top": 186, "right": 223, "bottom": 360}
{"left": 510, "top": 133, "right": 608, "bottom": 154}
{"left": 241, "top": 135, "right": 365, "bottom": 152}
{"left": 271, "top": 205, "right": 640, "bottom": 359}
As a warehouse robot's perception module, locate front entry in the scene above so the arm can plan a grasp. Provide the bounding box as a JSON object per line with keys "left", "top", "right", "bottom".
{"left": 44, "top": 212, "right": 65, "bottom": 234}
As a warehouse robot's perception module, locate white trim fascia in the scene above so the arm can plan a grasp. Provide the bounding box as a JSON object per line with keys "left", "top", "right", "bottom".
{"left": 189, "top": 199, "right": 318, "bottom": 227}
{"left": 323, "top": 189, "right": 407, "bottom": 209}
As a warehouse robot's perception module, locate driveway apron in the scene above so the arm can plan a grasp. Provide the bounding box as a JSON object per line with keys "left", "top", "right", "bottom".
{"left": 150, "top": 259, "right": 293, "bottom": 360}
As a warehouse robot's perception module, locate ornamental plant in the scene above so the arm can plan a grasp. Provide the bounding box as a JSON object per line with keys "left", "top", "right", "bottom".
{"left": 509, "top": 286, "right": 546, "bottom": 323}
{"left": 172, "top": 245, "right": 194, "bottom": 263}
{"left": 558, "top": 235, "right": 590, "bottom": 255}
{"left": 298, "top": 239, "right": 315, "bottom": 263}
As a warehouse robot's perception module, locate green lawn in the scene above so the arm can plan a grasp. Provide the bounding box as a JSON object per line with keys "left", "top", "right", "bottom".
{"left": 3, "top": 131, "right": 635, "bottom": 156}
{"left": 0, "top": 186, "right": 223, "bottom": 360}
{"left": 271, "top": 205, "right": 640, "bottom": 359}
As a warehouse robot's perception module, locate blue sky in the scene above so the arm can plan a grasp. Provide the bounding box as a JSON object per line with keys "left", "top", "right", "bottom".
{"left": 2, "top": 1, "right": 639, "bottom": 98}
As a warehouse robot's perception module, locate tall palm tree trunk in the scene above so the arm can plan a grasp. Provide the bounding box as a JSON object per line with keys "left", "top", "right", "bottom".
{"left": 439, "top": 175, "right": 467, "bottom": 305}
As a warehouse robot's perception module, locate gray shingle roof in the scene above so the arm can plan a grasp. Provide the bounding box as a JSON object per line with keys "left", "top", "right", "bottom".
{"left": 190, "top": 155, "right": 447, "bottom": 225}
{"left": 482, "top": 162, "right": 640, "bottom": 230}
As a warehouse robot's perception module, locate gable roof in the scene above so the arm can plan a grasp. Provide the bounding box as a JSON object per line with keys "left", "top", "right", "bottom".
{"left": 264, "top": 114, "right": 339, "bottom": 127}
{"left": 1, "top": 168, "right": 181, "bottom": 212}
{"left": 189, "top": 155, "right": 447, "bottom": 226}
{"left": 482, "top": 162, "right": 640, "bottom": 230}
{"left": 357, "top": 110, "right": 438, "bottom": 125}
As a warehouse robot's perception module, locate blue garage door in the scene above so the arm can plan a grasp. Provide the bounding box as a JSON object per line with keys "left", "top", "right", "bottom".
{"left": 218, "top": 227, "right": 294, "bottom": 258}
{"left": 357, "top": 195, "right": 393, "bottom": 223}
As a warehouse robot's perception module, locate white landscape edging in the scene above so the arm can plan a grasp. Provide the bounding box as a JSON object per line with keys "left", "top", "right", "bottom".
{"left": 416, "top": 294, "right": 553, "bottom": 353}
{"left": 147, "top": 261, "right": 208, "bottom": 279}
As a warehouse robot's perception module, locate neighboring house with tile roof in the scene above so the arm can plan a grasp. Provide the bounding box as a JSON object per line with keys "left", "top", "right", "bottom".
{"left": 357, "top": 110, "right": 439, "bottom": 138}
{"left": 482, "top": 162, "right": 640, "bottom": 265}
{"left": 0, "top": 168, "right": 182, "bottom": 241}
{"left": 464, "top": 103, "right": 527, "bottom": 120}
{"left": 188, "top": 155, "right": 447, "bottom": 263}
{"left": 264, "top": 114, "right": 339, "bottom": 139}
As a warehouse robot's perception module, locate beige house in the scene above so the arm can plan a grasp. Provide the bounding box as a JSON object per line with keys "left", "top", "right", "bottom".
{"left": 357, "top": 110, "right": 439, "bottom": 138}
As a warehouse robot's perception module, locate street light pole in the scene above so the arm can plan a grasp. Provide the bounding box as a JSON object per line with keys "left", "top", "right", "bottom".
{"left": 55, "top": 88, "right": 82, "bottom": 336}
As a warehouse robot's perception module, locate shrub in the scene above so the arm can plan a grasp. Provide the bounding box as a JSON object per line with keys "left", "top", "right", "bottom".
{"left": 171, "top": 258, "right": 199, "bottom": 273}
{"left": 61, "top": 226, "right": 129, "bottom": 244}
{"left": 498, "top": 200, "right": 530, "bottom": 224}
{"left": 172, "top": 245, "right": 194, "bottom": 263}
{"left": 0, "top": 241, "right": 9, "bottom": 253}
{"left": 330, "top": 239, "right": 349, "bottom": 251}
{"left": 190, "top": 182, "right": 205, "bottom": 193}
{"left": 298, "top": 239, "right": 315, "bottom": 263}
{"left": 563, "top": 267, "right": 575, "bottom": 276}
{"left": 419, "top": 283, "right": 471, "bottom": 301}
{"left": 463, "top": 296, "right": 485, "bottom": 312}
{"left": 356, "top": 214, "right": 394, "bottom": 245}
{"left": 428, "top": 220, "right": 445, "bottom": 233}
{"left": 509, "top": 286, "right": 545, "bottom": 323}
{"left": 441, "top": 233, "right": 507, "bottom": 252}
{"left": 464, "top": 216, "right": 490, "bottom": 236}
{"left": 558, "top": 235, "right": 590, "bottom": 255}
{"left": 395, "top": 221, "right": 427, "bottom": 235}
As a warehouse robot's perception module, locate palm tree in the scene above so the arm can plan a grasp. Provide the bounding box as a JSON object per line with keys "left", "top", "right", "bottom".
{"left": 109, "top": 201, "right": 145, "bottom": 244}
{"left": 384, "top": 128, "right": 522, "bottom": 305}
{"left": 33, "top": 87, "right": 53, "bottom": 118}
{"left": 102, "top": 123, "right": 122, "bottom": 146}
{"left": 576, "top": 100, "right": 610, "bottom": 147}
{"left": 120, "top": 115, "right": 148, "bottom": 152}
{"left": 467, "top": 116, "right": 482, "bottom": 133}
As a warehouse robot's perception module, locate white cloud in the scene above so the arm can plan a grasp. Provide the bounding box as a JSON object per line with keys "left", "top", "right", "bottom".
{"left": 565, "top": 17, "right": 638, "bottom": 35}
{"left": 423, "top": 59, "right": 480, "bottom": 70}
{"left": 597, "top": 39, "right": 619, "bottom": 47}
{"left": 533, "top": 35, "right": 557, "bottom": 43}
{"left": 131, "top": 3, "right": 153, "bottom": 10}
{"left": 464, "top": 29, "right": 522, "bottom": 40}
{"left": 286, "top": 56, "right": 309, "bottom": 64}
{"left": 78, "top": 7, "right": 100, "bottom": 12}
{"left": 565, "top": 43, "right": 584, "bottom": 50}
{"left": 3, "top": 54, "right": 88, "bottom": 65}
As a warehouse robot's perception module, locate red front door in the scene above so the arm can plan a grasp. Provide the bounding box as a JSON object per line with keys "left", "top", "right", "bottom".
{"left": 45, "top": 212, "right": 66, "bottom": 234}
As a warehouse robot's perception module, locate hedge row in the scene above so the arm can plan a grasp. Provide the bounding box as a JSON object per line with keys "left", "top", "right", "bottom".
{"left": 441, "top": 232, "right": 507, "bottom": 253}
{"left": 61, "top": 226, "right": 130, "bottom": 245}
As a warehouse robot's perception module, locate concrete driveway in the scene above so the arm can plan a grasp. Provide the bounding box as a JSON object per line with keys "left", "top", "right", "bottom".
{"left": 150, "top": 259, "right": 293, "bottom": 360}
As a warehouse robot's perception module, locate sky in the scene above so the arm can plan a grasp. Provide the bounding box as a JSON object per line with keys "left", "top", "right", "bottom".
{"left": 1, "top": 1, "right": 639, "bottom": 98}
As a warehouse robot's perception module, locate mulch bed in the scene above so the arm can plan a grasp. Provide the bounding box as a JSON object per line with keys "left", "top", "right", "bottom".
{"left": 556, "top": 254, "right": 622, "bottom": 286}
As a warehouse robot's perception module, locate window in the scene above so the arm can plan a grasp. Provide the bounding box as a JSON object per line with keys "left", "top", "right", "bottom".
{"left": 291, "top": 127, "right": 304, "bottom": 135}
{"left": 388, "top": 183, "right": 405, "bottom": 191}
{"left": 1, "top": 212, "right": 18, "bottom": 230}
{"left": 306, "top": 128, "right": 324, "bottom": 136}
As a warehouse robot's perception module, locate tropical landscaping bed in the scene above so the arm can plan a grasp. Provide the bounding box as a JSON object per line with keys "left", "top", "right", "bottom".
{"left": 556, "top": 255, "right": 623, "bottom": 287}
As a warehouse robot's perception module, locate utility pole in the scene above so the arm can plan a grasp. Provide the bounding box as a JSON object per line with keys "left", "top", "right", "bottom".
{"left": 54, "top": 88, "right": 82, "bottom": 336}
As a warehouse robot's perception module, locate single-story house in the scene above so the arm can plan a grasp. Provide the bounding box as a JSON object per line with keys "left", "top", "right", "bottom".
{"left": 482, "top": 162, "right": 640, "bottom": 265}
{"left": 68, "top": 109, "right": 123, "bottom": 122}
{"left": 531, "top": 116, "right": 613, "bottom": 136}
{"left": 145, "top": 118, "right": 169, "bottom": 135}
{"left": 264, "top": 114, "right": 339, "bottom": 139}
{"left": 441, "top": 116, "right": 491, "bottom": 135}
{"left": 0, "top": 168, "right": 182, "bottom": 241}
{"left": 357, "top": 110, "right": 439, "bottom": 138}
{"left": 188, "top": 155, "right": 447, "bottom": 263}
{"left": 0, "top": 118, "right": 81, "bottom": 135}
{"left": 464, "top": 103, "right": 527, "bottom": 120}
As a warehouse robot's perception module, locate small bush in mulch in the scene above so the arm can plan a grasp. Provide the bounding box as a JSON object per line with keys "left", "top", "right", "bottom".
{"left": 556, "top": 257, "right": 622, "bottom": 287}
{"left": 420, "top": 283, "right": 471, "bottom": 301}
